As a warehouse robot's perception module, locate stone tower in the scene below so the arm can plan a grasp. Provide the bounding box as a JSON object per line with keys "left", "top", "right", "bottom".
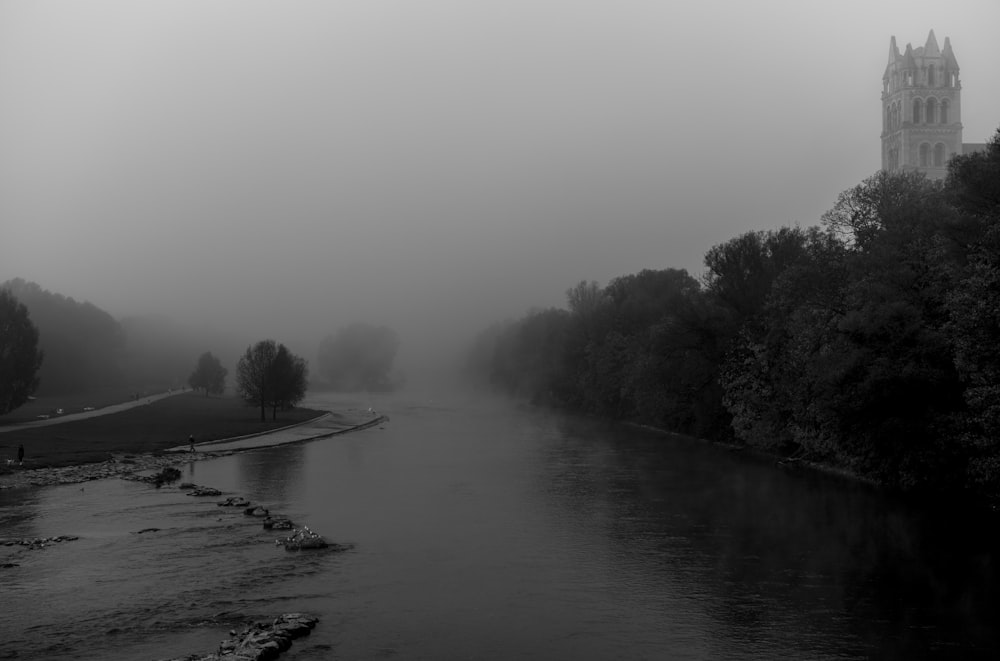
{"left": 881, "top": 30, "right": 963, "bottom": 179}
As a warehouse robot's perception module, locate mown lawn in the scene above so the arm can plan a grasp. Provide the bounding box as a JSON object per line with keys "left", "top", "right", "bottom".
{"left": 0, "top": 392, "right": 326, "bottom": 469}
{"left": 0, "top": 386, "right": 161, "bottom": 425}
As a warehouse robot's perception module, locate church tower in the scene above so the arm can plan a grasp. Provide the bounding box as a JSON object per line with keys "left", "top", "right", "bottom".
{"left": 881, "top": 30, "right": 963, "bottom": 179}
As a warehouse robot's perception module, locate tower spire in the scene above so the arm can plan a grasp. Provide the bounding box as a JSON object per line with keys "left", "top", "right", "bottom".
{"left": 888, "top": 35, "right": 899, "bottom": 64}
{"left": 924, "top": 30, "right": 941, "bottom": 57}
{"left": 943, "top": 36, "right": 960, "bottom": 69}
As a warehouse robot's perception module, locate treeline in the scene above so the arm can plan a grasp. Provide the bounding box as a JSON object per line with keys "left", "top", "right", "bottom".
{"left": 469, "top": 129, "right": 1000, "bottom": 497}
{"left": 1, "top": 278, "right": 240, "bottom": 395}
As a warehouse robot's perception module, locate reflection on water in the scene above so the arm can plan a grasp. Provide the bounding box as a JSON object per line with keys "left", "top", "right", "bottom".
{"left": 235, "top": 444, "right": 306, "bottom": 502}
{"left": 1, "top": 390, "right": 999, "bottom": 660}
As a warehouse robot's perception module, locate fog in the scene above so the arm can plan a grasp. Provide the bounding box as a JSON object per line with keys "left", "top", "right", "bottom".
{"left": 2, "top": 0, "right": 999, "bottom": 379}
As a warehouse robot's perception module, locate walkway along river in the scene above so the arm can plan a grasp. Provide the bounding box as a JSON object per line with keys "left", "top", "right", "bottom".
{"left": 2, "top": 389, "right": 999, "bottom": 659}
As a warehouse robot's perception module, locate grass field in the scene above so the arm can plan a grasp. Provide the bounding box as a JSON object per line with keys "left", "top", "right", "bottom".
{"left": 0, "top": 392, "right": 326, "bottom": 469}
{"left": 0, "top": 386, "right": 168, "bottom": 425}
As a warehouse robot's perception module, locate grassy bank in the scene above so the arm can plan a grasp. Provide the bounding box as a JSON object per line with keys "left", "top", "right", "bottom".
{"left": 0, "top": 386, "right": 167, "bottom": 425}
{"left": 0, "top": 392, "right": 326, "bottom": 469}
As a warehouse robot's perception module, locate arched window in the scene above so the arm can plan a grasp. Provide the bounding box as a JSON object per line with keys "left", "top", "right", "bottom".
{"left": 926, "top": 98, "right": 937, "bottom": 124}
{"left": 912, "top": 98, "right": 922, "bottom": 124}
{"left": 934, "top": 143, "right": 945, "bottom": 167}
{"left": 920, "top": 143, "right": 930, "bottom": 167}
{"left": 940, "top": 98, "right": 949, "bottom": 124}
{"left": 928, "top": 66, "right": 935, "bottom": 86}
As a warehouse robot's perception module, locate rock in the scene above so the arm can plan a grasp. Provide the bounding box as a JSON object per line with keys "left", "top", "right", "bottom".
{"left": 135, "top": 528, "right": 161, "bottom": 534}
{"left": 158, "top": 613, "right": 319, "bottom": 661}
{"left": 244, "top": 505, "right": 269, "bottom": 517}
{"left": 187, "top": 486, "right": 223, "bottom": 497}
{"left": 217, "top": 496, "right": 251, "bottom": 508}
{"left": 262, "top": 516, "right": 293, "bottom": 530}
{"left": 278, "top": 527, "right": 329, "bottom": 550}
{"left": 2, "top": 535, "right": 79, "bottom": 551}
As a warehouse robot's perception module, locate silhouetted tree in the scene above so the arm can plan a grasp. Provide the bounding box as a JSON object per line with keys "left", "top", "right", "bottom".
{"left": 268, "top": 344, "right": 308, "bottom": 420}
{"left": 0, "top": 288, "right": 44, "bottom": 415}
{"left": 236, "top": 340, "right": 308, "bottom": 422}
{"left": 236, "top": 340, "right": 279, "bottom": 422}
{"left": 188, "top": 351, "right": 227, "bottom": 396}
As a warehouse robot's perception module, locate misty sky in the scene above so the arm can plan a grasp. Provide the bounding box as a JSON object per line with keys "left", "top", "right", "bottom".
{"left": 2, "top": 1, "right": 999, "bottom": 371}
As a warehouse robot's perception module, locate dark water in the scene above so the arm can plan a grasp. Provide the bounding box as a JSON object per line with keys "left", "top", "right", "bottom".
{"left": 2, "top": 390, "right": 999, "bottom": 660}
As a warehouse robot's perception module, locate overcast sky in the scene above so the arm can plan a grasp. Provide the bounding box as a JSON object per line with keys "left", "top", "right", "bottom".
{"left": 2, "top": 0, "right": 999, "bottom": 372}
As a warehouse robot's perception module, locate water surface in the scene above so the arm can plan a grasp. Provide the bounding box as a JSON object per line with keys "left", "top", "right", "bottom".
{"left": 2, "top": 390, "right": 998, "bottom": 659}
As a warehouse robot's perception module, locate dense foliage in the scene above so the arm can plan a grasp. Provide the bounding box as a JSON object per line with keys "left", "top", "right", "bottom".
{"left": 188, "top": 351, "right": 228, "bottom": 396}
{"left": 316, "top": 323, "right": 399, "bottom": 391}
{"left": 0, "top": 288, "right": 44, "bottom": 414}
{"left": 2, "top": 279, "right": 124, "bottom": 395}
{"left": 471, "top": 128, "right": 1000, "bottom": 498}
{"left": 236, "top": 340, "right": 308, "bottom": 421}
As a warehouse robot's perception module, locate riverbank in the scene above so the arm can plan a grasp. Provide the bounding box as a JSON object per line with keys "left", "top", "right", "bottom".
{"left": 0, "top": 410, "right": 385, "bottom": 490}
{"left": 0, "top": 392, "right": 328, "bottom": 469}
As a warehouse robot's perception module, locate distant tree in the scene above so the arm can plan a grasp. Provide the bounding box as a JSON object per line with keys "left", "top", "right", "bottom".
{"left": 188, "top": 351, "right": 227, "bottom": 396}
{"left": 237, "top": 340, "right": 279, "bottom": 422}
{"left": 0, "top": 288, "right": 44, "bottom": 415}
{"left": 268, "top": 344, "right": 308, "bottom": 420}
{"left": 236, "top": 340, "right": 308, "bottom": 422}
{"left": 317, "top": 323, "right": 399, "bottom": 391}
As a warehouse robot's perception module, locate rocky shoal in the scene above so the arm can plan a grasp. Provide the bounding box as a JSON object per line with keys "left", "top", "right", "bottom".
{"left": 0, "top": 450, "right": 231, "bottom": 491}
{"left": 158, "top": 612, "right": 319, "bottom": 661}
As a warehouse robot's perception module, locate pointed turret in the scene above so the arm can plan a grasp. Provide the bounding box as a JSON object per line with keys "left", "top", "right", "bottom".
{"left": 943, "top": 36, "right": 960, "bottom": 70}
{"left": 888, "top": 35, "right": 900, "bottom": 64}
{"left": 924, "top": 30, "right": 941, "bottom": 57}
{"left": 902, "top": 43, "right": 916, "bottom": 70}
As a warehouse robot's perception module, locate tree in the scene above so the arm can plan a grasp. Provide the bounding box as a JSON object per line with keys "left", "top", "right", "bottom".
{"left": 2, "top": 278, "right": 124, "bottom": 394}
{"left": 317, "top": 323, "right": 399, "bottom": 391}
{"left": 236, "top": 340, "right": 278, "bottom": 422}
{"left": 268, "top": 344, "right": 308, "bottom": 420}
{"left": 188, "top": 351, "right": 227, "bottom": 396}
{"left": 236, "top": 340, "right": 308, "bottom": 422}
{"left": 0, "top": 288, "right": 44, "bottom": 415}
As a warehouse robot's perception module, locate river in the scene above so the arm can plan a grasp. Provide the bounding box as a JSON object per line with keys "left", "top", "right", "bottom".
{"left": 2, "top": 389, "right": 999, "bottom": 660}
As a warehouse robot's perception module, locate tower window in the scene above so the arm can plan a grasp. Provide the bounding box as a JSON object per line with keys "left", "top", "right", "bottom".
{"left": 913, "top": 98, "right": 922, "bottom": 124}
{"left": 928, "top": 66, "right": 935, "bottom": 86}
{"left": 934, "top": 143, "right": 946, "bottom": 167}
{"left": 926, "top": 98, "right": 937, "bottom": 124}
{"left": 920, "top": 143, "right": 930, "bottom": 167}
{"left": 940, "top": 98, "right": 949, "bottom": 124}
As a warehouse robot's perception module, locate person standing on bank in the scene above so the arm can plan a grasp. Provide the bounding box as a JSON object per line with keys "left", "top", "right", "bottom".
{"left": 189, "top": 436, "right": 195, "bottom": 453}
{"left": 17, "top": 444, "right": 24, "bottom": 465}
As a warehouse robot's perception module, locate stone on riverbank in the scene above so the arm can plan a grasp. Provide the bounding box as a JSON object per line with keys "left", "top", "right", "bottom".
{"left": 278, "top": 527, "right": 329, "bottom": 550}
{"left": 244, "top": 504, "right": 269, "bottom": 517}
{"left": 218, "top": 496, "right": 251, "bottom": 508}
{"left": 2, "top": 535, "right": 79, "bottom": 550}
{"left": 262, "top": 516, "right": 293, "bottom": 530}
{"left": 187, "top": 485, "right": 223, "bottom": 497}
{"left": 121, "top": 466, "right": 182, "bottom": 487}
{"left": 158, "top": 612, "right": 319, "bottom": 661}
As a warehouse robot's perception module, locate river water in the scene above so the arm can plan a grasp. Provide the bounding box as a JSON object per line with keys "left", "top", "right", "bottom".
{"left": 2, "top": 389, "right": 999, "bottom": 660}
